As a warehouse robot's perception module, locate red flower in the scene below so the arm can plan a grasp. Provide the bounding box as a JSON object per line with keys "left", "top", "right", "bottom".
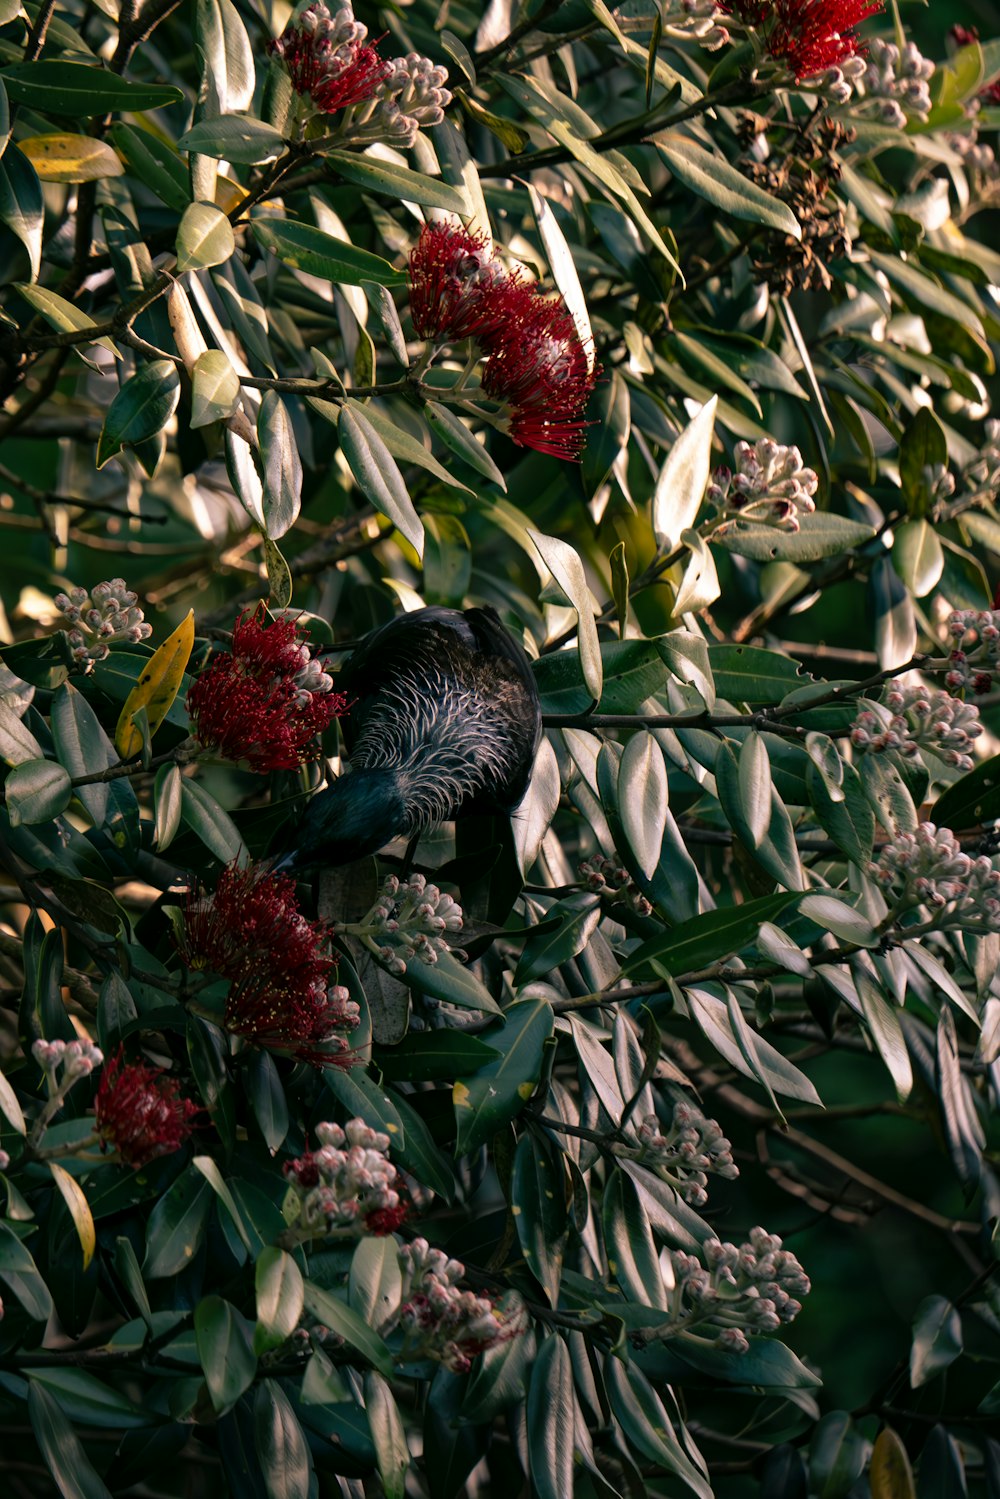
{"left": 187, "top": 605, "right": 347, "bottom": 773}
{"left": 180, "top": 862, "right": 360, "bottom": 1067}
{"left": 481, "top": 288, "right": 597, "bottom": 461}
{"left": 718, "top": 0, "right": 882, "bottom": 79}
{"left": 364, "top": 1201, "right": 411, "bottom": 1236}
{"left": 95, "top": 1049, "right": 199, "bottom": 1168}
{"left": 268, "top": 1, "right": 388, "bottom": 114}
{"left": 408, "top": 223, "right": 520, "bottom": 343}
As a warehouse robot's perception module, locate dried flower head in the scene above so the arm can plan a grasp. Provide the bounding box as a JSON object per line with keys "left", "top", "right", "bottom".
{"left": 718, "top": 0, "right": 882, "bottom": 81}
{"left": 481, "top": 286, "right": 597, "bottom": 460}
{"left": 667, "top": 1226, "right": 810, "bottom": 1351}
{"left": 180, "top": 861, "right": 359, "bottom": 1066}
{"left": 283, "top": 1119, "right": 408, "bottom": 1235}
{"left": 268, "top": 1, "right": 388, "bottom": 115}
{"left": 395, "top": 1237, "right": 523, "bottom": 1372}
{"left": 188, "top": 605, "right": 347, "bottom": 773}
{"left": 95, "top": 1048, "right": 199, "bottom": 1168}
{"left": 739, "top": 152, "right": 852, "bottom": 294}
{"left": 54, "top": 578, "right": 152, "bottom": 668}
{"left": 850, "top": 687, "right": 982, "bottom": 772}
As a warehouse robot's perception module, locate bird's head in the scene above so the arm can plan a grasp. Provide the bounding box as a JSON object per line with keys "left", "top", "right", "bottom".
{"left": 270, "top": 768, "right": 408, "bottom": 875}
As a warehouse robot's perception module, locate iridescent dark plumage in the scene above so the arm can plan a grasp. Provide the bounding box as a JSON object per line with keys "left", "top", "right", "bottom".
{"left": 272, "top": 606, "right": 541, "bottom": 873}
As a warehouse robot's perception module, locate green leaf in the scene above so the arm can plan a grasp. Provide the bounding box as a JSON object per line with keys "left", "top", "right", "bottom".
{"left": 513, "top": 1130, "right": 568, "bottom": 1303}
{"left": 515, "top": 892, "right": 601, "bottom": 984}
{"left": 179, "top": 115, "right": 286, "bottom": 163}
{"left": 323, "top": 1065, "right": 406, "bottom": 1145}
{"left": 143, "top": 1167, "right": 214, "bottom": 1278}
{"left": 899, "top": 407, "right": 948, "bottom": 518}
{"left": 176, "top": 200, "right": 235, "bottom": 273}
{"left": 424, "top": 400, "right": 507, "bottom": 489}
{"left": 325, "top": 147, "right": 468, "bottom": 211}
{"left": 365, "top": 1372, "right": 410, "bottom": 1499}
{"left": 931, "top": 752, "right": 1000, "bottom": 829}
{"left": 403, "top": 947, "right": 501, "bottom": 1013}
{"left": 194, "top": 1295, "right": 257, "bottom": 1413}
{"left": 534, "top": 637, "right": 667, "bottom": 715}
{"left": 853, "top": 964, "right": 913, "bottom": 1102}
{"left": 253, "top": 216, "right": 407, "bottom": 286}
{"left": 526, "top": 1337, "right": 577, "bottom": 1499}
{"left": 111, "top": 123, "right": 191, "bottom": 212}
{"left": 301, "top": 1278, "right": 393, "bottom": 1374}
{"left": 454, "top": 998, "right": 554, "bottom": 1154}
{"left": 0, "top": 1221, "right": 53, "bottom": 1320}
{"left": 603, "top": 1167, "right": 668, "bottom": 1310}
{"left": 342, "top": 399, "right": 472, "bottom": 496}
{"left": 808, "top": 1411, "right": 869, "bottom": 1499}
{"left": 0, "top": 699, "right": 43, "bottom": 765}
{"left": 254, "top": 1247, "right": 304, "bottom": 1355}
{"left": 197, "top": 0, "right": 256, "bottom": 115}
{"left": 16, "top": 281, "right": 119, "bottom": 358}
{"left": 619, "top": 729, "right": 668, "bottom": 878}
{"left": 255, "top": 1380, "right": 313, "bottom": 1499}
{"left": 910, "top": 1296, "right": 962, "bottom": 1388}
{"left": 622, "top": 893, "right": 798, "bottom": 978}
{"left": 652, "top": 395, "right": 717, "bottom": 552}
{"left": 605, "top": 1358, "right": 713, "bottom": 1498}
{"left": 4, "top": 758, "right": 71, "bottom": 826}
{"left": 258, "top": 391, "right": 302, "bottom": 540}
{"left": 0, "top": 144, "right": 43, "bottom": 280}
{"left": 529, "top": 528, "right": 602, "bottom": 702}
{"left": 339, "top": 401, "right": 424, "bottom": 558}
{"left": 375, "top": 1031, "right": 501, "bottom": 1083}
{"left": 869, "top": 249, "right": 985, "bottom": 342}
{"left": 190, "top": 349, "right": 241, "bottom": 428}
{"left": 655, "top": 131, "right": 800, "bottom": 237}
{"left": 715, "top": 512, "right": 876, "bottom": 563}
{"left": 180, "top": 778, "right": 245, "bottom": 863}
{"left": 349, "top": 1236, "right": 402, "bottom": 1328}
{"left": 0, "top": 1061, "right": 26, "bottom": 1135}
{"left": 97, "top": 360, "right": 181, "bottom": 469}
{"left": 27, "top": 1382, "right": 113, "bottom": 1499}
{"left": 1, "top": 61, "right": 183, "bottom": 113}
{"left": 25, "top": 1367, "right": 147, "bottom": 1429}
{"left": 688, "top": 987, "right": 822, "bottom": 1104}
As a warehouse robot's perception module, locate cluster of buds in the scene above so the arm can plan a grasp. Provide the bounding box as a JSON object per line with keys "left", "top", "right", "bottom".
{"left": 945, "top": 608, "right": 1000, "bottom": 695}
{"left": 659, "top": 0, "right": 730, "bottom": 52}
{"left": 716, "top": 0, "right": 881, "bottom": 82}
{"left": 180, "top": 861, "right": 359, "bottom": 1066}
{"left": 53, "top": 579, "right": 152, "bottom": 667}
{"left": 708, "top": 438, "right": 819, "bottom": 532}
{"left": 357, "top": 873, "right": 464, "bottom": 975}
{"left": 666, "top": 1227, "right": 810, "bottom": 1354}
{"left": 964, "top": 421, "right": 1000, "bottom": 494}
{"left": 871, "top": 823, "right": 1000, "bottom": 931}
{"left": 407, "top": 222, "right": 598, "bottom": 461}
{"left": 94, "top": 1047, "right": 200, "bottom": 1168}
{"left": 850, "top": 687, "right": 982, "bottom": 772}
{"left": 395, "top": 1238, "right": 521, "bottom": 1373}
{"left": 32, "top": 1038, "right": 104, "bottom": 1134}
{"left": 853, "top": 37, "right": 935, "bottom": 126}
{"left": 579, "top": 856, "right": 653, "bottom": 917}
{"left": 633, "top": 1102, "right": 739, "bottom": 1208}
{"left": 283, "top": 1119, "right": 408, "bottom": 1237}
{"left": 268, "top": 1, "right": 450, "bottom": 147}
{"left": 187, "top": 605, "right": 347, "bottom": 772}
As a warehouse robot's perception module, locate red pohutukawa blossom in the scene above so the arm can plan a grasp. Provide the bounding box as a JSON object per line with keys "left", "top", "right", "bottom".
{"left": 268, "top": 2, "right": 388, "bottom": 115}
{"left": 95, "top": 1049, "right": 199, "bottom": 1168}
{"left": 187, "top": 605, "right": 347, "bottom": 773}
{"left": 408, "top": 223, "right": 517, "bottom": 344}
{"left": 718, "top": 0, "right": 882, "bottom": 79}
{"left": 407, "top": 222, "right": 597, "bottom": 460}
{"left": 481, "top": 288, "right": 597, "bottom": 461}
{"left": 180, "top": 862, "right": 360, "bottom": 1067}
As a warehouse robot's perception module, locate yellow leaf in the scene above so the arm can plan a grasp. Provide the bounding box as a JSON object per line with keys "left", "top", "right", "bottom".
{"left": 115, "top": 610, "right": 195, "bottom": 759}
{"left": 870, "top": 1428, "right": 916, "bottom": 1499}
{"left": 20, "top": 134, "right": 125, "bottom": 184}
{"left": 214, "top": 174, "right": 248, "bottom": 215}
{"left": 48, "top": 1161, "right": 96, "bottom": 1270}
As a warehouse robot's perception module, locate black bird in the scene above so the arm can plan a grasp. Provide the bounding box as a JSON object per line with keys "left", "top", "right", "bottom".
{"left": 272, "top": 605, "right": 542, "bottom": 873}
